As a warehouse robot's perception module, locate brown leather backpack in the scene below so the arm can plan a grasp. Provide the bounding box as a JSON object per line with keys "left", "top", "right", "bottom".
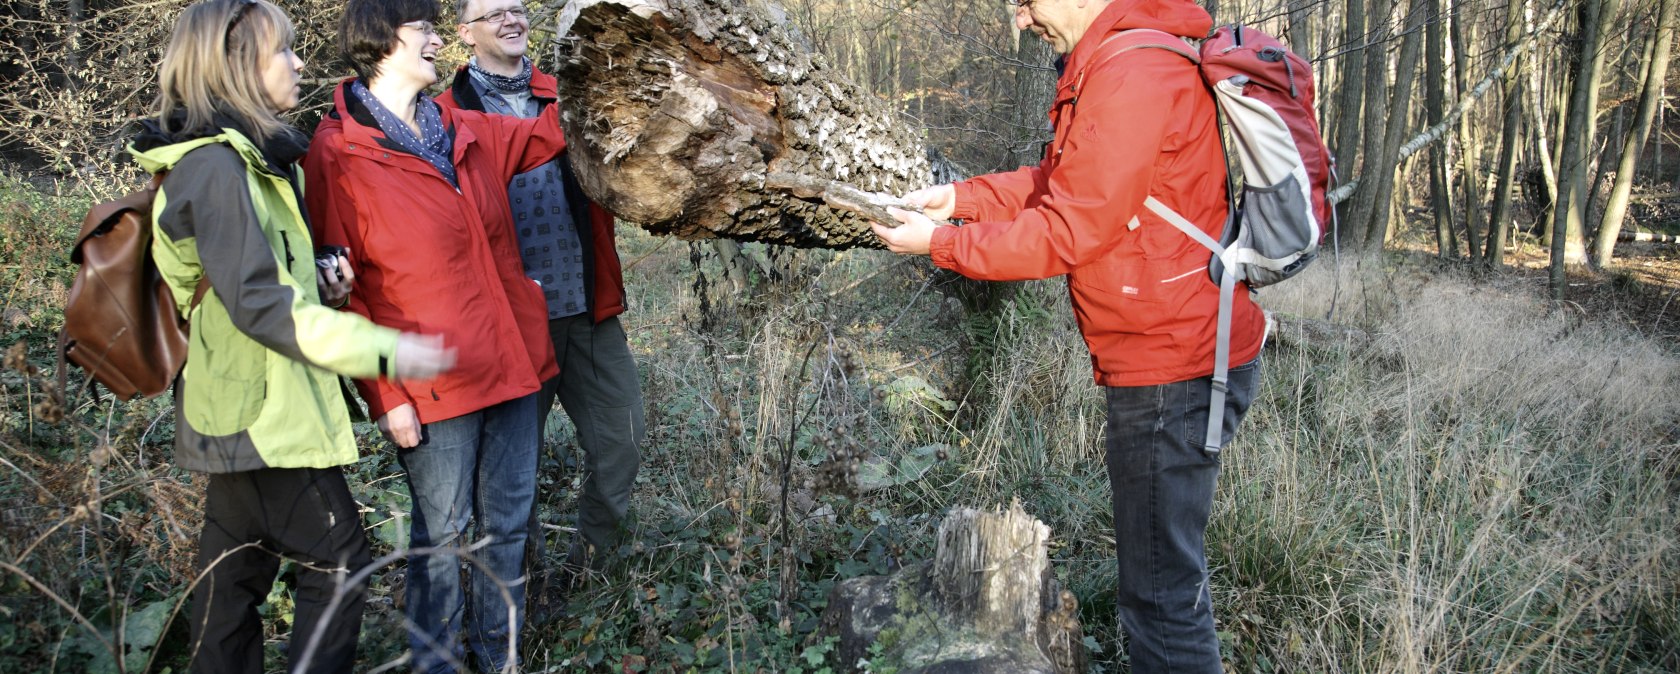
{"left": 58, "top": 174, "right": 207, "bottom": 400}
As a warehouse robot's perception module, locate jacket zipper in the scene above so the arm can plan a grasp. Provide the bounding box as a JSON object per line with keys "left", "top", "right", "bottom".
{"left": 280, "top": 230, "right": 296, "bottom": 269}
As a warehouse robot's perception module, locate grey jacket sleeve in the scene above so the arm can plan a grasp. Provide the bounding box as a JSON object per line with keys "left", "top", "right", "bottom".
{"left": 155, "top": 144, "right": 397, "bottom": 377}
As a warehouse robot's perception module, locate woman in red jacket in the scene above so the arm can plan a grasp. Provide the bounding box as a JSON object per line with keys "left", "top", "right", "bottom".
{"left": 301, "top": 0, "right": 564, "bottom": 671}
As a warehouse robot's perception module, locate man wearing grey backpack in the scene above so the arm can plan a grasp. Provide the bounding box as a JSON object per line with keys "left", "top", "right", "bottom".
{"left": 437, "top": 0, "right": 646, "bottom": 609}
{"left": 872, "top": 0, "right": 1264, "bottom": 671}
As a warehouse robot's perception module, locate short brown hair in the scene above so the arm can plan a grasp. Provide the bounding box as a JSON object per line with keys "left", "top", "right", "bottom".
{"left": 339, "top": 0, "right": 440, "bottom": 82}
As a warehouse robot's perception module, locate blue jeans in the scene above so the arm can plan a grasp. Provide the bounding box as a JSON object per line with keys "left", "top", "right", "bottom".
{"left": 397, "top": 393, "right": 539, "bottom": 674}
{"left": 1105, "top": 357, "right": 1260, "bottom": 674}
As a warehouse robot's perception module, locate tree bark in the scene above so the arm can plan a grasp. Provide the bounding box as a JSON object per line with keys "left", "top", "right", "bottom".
{"left": 1287, "top": 0, "right": 1317, "bottom": 60}
{"left": 1357, "top": 0, "right": 1427, "bottom": 246}
{"left": 1007, "top": 30, "right": 1057, "bottom": 171}
{"left": 1426, "top": 0, "right": 1458, "bottom": 258}
{"left": 817, "top": 503, "right": 1086, "bottom": 674}
{"left": 1347, "top": 0, "right": 1394, "bottom": 249}
{"left": 1591, "top": 0, "right": 1677, "bottom": 266}
{"left": 1450, "top": 0, "right": 1485, "bottom": 260}
{"left": 553, "top": 0, "right": 931, "bottom": 250}
{"left": 1330, "top": 0, "right": 1368, "bottom": 240}
{"left": 1377, "top": 0, "right": 1428, "bottom": 244}
{"left": 1485, "top": 0, "right": 1528, "bottom": 267}
{"left": 1550, "top": 0, "right": 1615, "bottom": 297}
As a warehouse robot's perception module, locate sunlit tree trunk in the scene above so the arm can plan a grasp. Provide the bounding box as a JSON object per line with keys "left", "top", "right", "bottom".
{"left": 1426, "top": 0, "right": 1458, "bottom": 258}
{"left": 1451, "top": 0, "right": 1485, "bottom": 260}
{"left": 1550, "top": 0, "right": 1615, "bottom": 296}
{"left": 1591, "top": 0, "right": 1677, "bottom": 266}
{"left": 1485, "top": 0, "right": 1529, "bottom": 267}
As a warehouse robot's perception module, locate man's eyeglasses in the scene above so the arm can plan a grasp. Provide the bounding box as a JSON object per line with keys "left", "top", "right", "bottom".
{"left": 463, "top": 6, "right": 528, "bottom": 25}
{"left": 401, "top": 20, "right": 438, "bottom": 36}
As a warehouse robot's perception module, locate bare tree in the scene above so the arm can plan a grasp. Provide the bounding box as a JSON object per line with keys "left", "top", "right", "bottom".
{"left": 1426, "top": 0, "right": 1458, "bottom": 258}
{"left": 1485, "top": 0, "right": 1530, "bottom": 267}
{"left": 1591, "top": 0, "right": 1678, "bottom": 267}
{"left": 1549, "top": 0, "right": 1617, "bottom": 296}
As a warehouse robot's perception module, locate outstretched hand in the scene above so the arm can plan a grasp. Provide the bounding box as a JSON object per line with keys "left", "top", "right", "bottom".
{"left": 870, "top": 184, "right": 955, "bottom": 255}
{"left": 871, "top": 208, "right": 940, "bottom": 255}
{"left": 902, "top": 184, "right": 956, "bottom": 221}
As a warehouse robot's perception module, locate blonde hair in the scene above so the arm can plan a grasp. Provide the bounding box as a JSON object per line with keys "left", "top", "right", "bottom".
{"left": 155, "top": 0, "right": 297, "bottom": 144}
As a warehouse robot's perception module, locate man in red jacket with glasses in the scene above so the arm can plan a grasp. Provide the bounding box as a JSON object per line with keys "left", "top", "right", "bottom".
{"left": 874, "top": 0, "right": 1264, "bottom": 671}
{"left": 438, "top": 0, "right": 645, "bottom": 606}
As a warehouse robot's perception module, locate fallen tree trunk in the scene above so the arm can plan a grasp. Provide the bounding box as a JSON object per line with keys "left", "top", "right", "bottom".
{"left": 1619, "top": 230, "right": 1680, "bottom": 244}
{"left": 553, "top": 0, "right": 930, "bottom": 249}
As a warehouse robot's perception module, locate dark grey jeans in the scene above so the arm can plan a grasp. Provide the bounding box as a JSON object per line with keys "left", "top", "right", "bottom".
{"left": 531, "top": 314, "right": 645, "bottom": 569}
{"left": 1105, "top": 357, "right": 1260, "bottom": 674}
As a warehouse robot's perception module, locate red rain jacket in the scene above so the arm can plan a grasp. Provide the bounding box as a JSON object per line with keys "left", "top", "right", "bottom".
{"left": 304, "top": 80, "right": 561, "bottom": 423}
{"left": 930, "top": 0, "right": 1264, "bottom": 387}
{"left": 436, "top": 66, "right": 626, "bottom": 324}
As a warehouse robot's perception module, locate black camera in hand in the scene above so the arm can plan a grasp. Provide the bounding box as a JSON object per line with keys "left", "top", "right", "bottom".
{"left": 314, "top": 245, "right": 349, "bottom": 271}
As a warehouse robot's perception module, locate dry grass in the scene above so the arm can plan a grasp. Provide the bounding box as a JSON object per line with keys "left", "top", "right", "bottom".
{"left": 3, "top": 172, "right": 1677, "bottom": 671}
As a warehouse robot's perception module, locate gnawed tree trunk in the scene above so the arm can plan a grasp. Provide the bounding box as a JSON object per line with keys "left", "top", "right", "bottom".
{"left": 817, "top": 503, "right": 1085, "bottom": 674}
{"left": 553, "top": 0, "right": 929, "bottom": 249}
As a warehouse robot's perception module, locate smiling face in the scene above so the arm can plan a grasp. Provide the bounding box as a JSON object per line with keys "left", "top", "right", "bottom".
{"left": 457, "top": 0, "right": 529, "bottom": 70}
{"left": 1014, "top": 0, "right": 1107, "bottom": 55}
{"left": 375, "top": 19, "right": 443, "bottom": 89}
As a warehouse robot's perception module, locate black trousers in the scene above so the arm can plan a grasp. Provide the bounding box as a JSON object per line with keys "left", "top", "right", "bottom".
{"left": 190, "top": 467, "right": 372, "bottom": 674}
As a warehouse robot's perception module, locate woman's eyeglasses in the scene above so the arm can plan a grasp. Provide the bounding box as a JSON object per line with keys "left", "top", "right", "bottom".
{"left": 401, "top": 20, "right": 439, "bottom": 36}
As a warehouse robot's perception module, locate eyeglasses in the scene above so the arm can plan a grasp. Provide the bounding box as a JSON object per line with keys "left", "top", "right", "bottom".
{"left": 463, "top": 6, "right": 528, "bottom": 25}
{"left": 401, "top": 20, "right": 438, "bottom": 36}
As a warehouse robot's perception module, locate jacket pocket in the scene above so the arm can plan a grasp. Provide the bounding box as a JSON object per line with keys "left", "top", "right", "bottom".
{"left": 1069, "top": 260, "right": 1204, "bottom": 331}
{"left": 182, "top": 308, "right": 268, "bottom": 436}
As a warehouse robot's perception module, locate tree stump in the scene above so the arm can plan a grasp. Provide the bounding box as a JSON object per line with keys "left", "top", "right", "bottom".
{"left": 553, "top": 0, "right": 930, "bottom": 249}
{"left": 817, "top": 503, "right": 1086, "bottom": 673}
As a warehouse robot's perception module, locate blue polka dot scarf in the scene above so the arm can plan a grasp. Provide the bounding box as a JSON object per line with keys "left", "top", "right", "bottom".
{"left": 350, "top": 79, "right": 457, "bottom": 188}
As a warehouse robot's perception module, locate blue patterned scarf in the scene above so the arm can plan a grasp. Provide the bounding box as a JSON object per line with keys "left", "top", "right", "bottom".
{"left": 350, "top": 79, "right": 457, "bottom": 188}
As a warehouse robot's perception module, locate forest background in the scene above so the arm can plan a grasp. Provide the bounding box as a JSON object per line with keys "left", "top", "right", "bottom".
{"left": 0, "top": 0, "right": 1678, "bottom": 671}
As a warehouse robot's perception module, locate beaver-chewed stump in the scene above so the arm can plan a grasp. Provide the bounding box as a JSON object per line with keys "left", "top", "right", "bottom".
{"left": 817, "top": 504, "right": 1087, "bottom": 673}
{"left": 554, "top": 0, "right": 929, "bottom": 249}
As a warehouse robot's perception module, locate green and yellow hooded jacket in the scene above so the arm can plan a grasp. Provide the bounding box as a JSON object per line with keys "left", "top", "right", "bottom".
{"left": 131, "top": 120, "right": 400, "bottom": 473}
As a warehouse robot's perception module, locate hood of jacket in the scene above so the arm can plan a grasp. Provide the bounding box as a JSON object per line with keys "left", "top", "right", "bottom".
{"left": 318, "top": 78, "right": 474, "bottom": 168}
{"left": 443, "top": 64, "right": 559, "bottom": 111}
{"left": 1063, "top": 0, "right": 1212, "bottom": 75}
{"left": 130, "top": 113, "right": 307, "bottom": 176}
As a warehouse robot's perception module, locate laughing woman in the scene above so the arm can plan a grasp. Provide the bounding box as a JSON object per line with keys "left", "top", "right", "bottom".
{"left": 301, "top": 0, "right": 568, "bottom": 671}
{"left": 134, "top": 0, "right": 455, "bottom": 672}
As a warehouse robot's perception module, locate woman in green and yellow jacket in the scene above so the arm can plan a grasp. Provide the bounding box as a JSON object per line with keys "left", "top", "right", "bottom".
{"left": 132, "top": 1, "right": 455, "bottom": 671}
